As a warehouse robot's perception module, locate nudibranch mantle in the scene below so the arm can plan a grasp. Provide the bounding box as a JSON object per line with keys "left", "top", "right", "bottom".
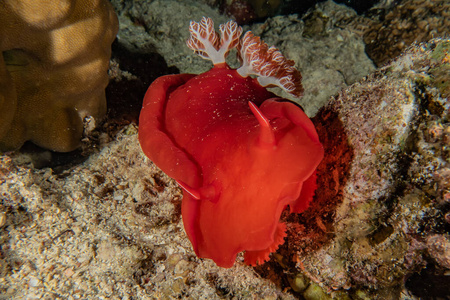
{"left": 138, "top": 17, "right": 324, "bottom": 268}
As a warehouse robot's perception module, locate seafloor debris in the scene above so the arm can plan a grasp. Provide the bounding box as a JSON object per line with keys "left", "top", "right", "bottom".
{"left": 0, "top": 123, "right": 300, "bottom": 299}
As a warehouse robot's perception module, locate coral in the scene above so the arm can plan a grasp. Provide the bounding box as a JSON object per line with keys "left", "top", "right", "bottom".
{"left": 112, "top": 0, "right": 375, "bottom": 116}
{"left": 0, "top": 0, "right": 118, "bottom": 152}
{"left": 276, "top": 38, "right": 450, "bottom": 298}
{"left": 3, "top": 1, "right": 449, "bottom": 297}
{"left": 363, "top": 0, "right": 450, "bottom": 66}
{"left": 111, "top": 0, "right": 229, "bottom": 75}
{"left": 249, "top": 1, "right": 376, "bottom": 115}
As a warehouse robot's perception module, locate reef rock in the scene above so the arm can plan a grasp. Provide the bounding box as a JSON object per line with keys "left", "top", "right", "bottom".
{"left": 283, "top": 37, "right": 450, "bottom": 298}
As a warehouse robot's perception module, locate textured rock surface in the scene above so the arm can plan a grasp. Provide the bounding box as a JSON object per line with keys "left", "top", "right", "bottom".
{"left": 111, "top": 0, "right": 229, "bottom": 75}
{"left": 111, "top": 0, "right": 375, "bottom": 116}
{"left": 0, "top": 126, "right": 295, "bottom": 299}
{"left": 250, "top": 1, "right": 376, "bottom": 115}
{"left": 1, "top": 37, "right": 448, "bottom": 299}
{"left": 1, "top": 0, "right": 449, "bottom": 299}
{"left": 363, "top": 0, "right": 450, "bottom": 66}
{"left": 279, "top": 38, "right": 450, "bottom": 298}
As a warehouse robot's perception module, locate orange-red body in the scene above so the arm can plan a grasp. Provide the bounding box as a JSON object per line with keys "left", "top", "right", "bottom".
{"left": 139, "top": 64, "right": 323, "bottom": 267}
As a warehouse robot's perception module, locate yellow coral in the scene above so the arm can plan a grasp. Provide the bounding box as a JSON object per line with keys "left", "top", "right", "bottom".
{"left": 0, "top": 0, "right": 118, "bottom": 152}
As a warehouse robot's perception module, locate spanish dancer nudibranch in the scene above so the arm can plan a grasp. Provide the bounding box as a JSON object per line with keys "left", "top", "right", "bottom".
{"left": 138, "top": 17, "right": 324, "bottom": 268}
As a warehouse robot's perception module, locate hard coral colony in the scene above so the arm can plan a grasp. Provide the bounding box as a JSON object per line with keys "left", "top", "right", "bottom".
{"left": 138, "top": 17, "right": 324, "bottom": 268}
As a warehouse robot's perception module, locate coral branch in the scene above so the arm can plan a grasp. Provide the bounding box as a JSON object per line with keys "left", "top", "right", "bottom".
{"left": 187, "top": 17, "right": 242, "bottom": 65}
{"left": 236, "top": 32, "right": 303, "bottom": 98}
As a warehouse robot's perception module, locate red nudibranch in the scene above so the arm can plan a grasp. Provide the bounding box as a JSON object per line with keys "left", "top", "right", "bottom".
{"left": 138, "top": 17, "right": 324, "bottom": 268}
